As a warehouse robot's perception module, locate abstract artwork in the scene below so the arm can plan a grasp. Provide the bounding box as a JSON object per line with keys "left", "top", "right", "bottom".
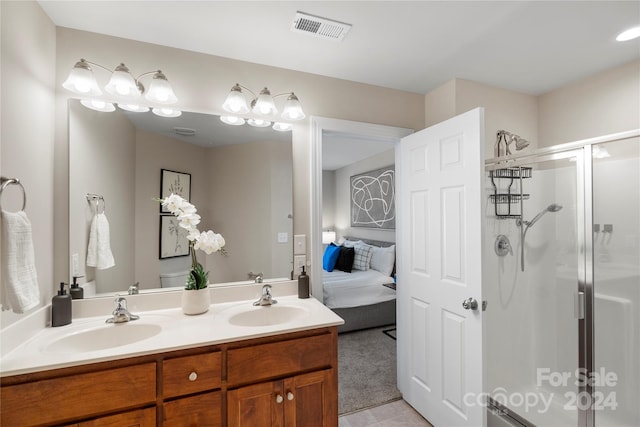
{"left": 160, "top": 169, "right": 191, "bottom": 213}
{"left": 350, "top": 165, "right": 395, "bottom": 229}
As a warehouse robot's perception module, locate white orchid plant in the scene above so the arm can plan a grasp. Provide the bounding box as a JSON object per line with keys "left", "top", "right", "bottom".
{"left": 160, "top": 193, "right": 226, "bottom": 290}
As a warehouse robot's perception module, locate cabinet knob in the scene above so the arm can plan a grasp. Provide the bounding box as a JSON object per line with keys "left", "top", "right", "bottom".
{"left": 287, "top": 392, "right": 294, "bottom": 401}
{"left": 188, "top": 371, "right": 198, "bottom": 381}
{"left": 276, "top": 394, "right": 284, "bottom": 403}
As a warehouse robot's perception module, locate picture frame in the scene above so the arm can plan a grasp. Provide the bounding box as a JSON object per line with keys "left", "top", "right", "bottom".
{"left": 159, "top": 215, "right": 190, "bottom": 259}
{"left": 160, "top": 169, "right": 191, "bottom": 213}
{"left": 350, "top": 165, "right": 396, "bottom": 229}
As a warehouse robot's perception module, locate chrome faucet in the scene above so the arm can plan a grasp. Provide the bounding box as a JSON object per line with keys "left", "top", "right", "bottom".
{"left": 128, "top": 282, "right": 140, "bottom": 295}
{"left": 106, "top": 297, "right": 140, "bottom": 323}
{"left": 253, "top": 284, "right": 277, "bottom": 306}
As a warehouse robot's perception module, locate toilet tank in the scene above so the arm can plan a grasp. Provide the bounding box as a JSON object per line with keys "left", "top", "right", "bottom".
{"left": 160, "top": 270, "right": 189, "bottom": 288}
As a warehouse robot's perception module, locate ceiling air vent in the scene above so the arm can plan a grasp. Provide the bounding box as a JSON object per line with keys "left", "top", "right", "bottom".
{"left": 173, "top": 127, "right": 196, "bottom": 137}
{"left": 291, "top": 12, "right": 352, "bottom": 42}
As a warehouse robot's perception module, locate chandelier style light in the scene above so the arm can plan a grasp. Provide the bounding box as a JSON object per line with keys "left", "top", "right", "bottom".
{"left": 221, "top": 83, "right": 305, "bottom": 131}
{"left": 62, "top": 59, "right": 180, "bottom": 117}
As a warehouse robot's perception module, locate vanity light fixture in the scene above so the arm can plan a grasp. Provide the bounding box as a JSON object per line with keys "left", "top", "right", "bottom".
{"left": 616, "top": 26, "right": 640, "bottom": 42}
{"left": 62, "top": 58, "right": 179, "bottom": 115}
{"left": 152, "top": 107, "right": 182, "bottom": 118}
{"left": 272, "top": 122, "right": 293, "bottom": 132}
{"left": 80, "top": 99, "right": 116, "bottom": 113}
{"left": 222, "top": 83, "right": 306, "bottom": 120}
{"left": 220, "top": 115, "right": 246, "bottom": 126}
{"left": 247, "top": 118, "right": 272, "bottom": 128}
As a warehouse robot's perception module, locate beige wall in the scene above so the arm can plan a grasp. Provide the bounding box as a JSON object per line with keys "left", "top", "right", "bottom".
{"left": 69, "top": 101, "right": 136, "bottom": 294}
{"left": 1, "top": 2, "right": 56, "bottom": 328}
{"left": 538, "top": 60, "right": 640, "bottom": 146}
{"left": 425, "top": 78, "right": 539, "bottom": 160}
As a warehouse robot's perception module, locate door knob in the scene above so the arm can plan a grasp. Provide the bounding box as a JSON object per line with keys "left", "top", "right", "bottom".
{"left": 462, "top": 298, "right": 478, "bottom": 310}
{"left": 276, "top": 394, "right": 284, "bottom": 403}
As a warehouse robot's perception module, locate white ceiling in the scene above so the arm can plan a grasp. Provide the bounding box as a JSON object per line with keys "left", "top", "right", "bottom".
{"left": 41, "top": 1, "right": 639, "bottom": 169}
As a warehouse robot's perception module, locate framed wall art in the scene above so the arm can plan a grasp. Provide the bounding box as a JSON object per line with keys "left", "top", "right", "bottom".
{"left": 160, "top": 169, "right": 191, "bottom": 213}
{"left": 159, "top": 215, "right": 190, "bottom": 259}
{"left": 350, "top": 165, "right": 395, "bottom": 229}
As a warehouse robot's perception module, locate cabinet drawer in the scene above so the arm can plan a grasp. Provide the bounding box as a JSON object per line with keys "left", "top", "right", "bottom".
{"left": 227, "top": 333, "right": 333, "bottom": 386}
{"left": 0, "top": 363, "right": 156, "bottom": 426}
{"left": 163, "top": 391, "right": 222, "bottom": 427}
{"left": 79, "top": 407, "right": 156, "bottom": 427}
{"left": 163, "top": 352, "right": 222, "bottom": 398}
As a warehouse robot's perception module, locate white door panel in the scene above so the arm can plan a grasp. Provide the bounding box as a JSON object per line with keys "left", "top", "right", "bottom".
{"left": 398, "top": 108, "right": 484, "bottom": 427}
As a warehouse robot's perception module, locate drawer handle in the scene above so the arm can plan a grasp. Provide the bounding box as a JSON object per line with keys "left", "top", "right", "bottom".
{"left": 188, "top": 371, "right": 198, "bottom": 381}
{"left": 287, "top": 392, "right": 294, "bottom": 401}
{"left": 276, "top": 394, "right": 284, "bottom": 404}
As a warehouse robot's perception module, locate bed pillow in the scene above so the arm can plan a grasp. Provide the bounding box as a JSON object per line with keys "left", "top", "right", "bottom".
{"left": 334, "top": 246, "right": 355, "bottom": 273}
{"left": 352, "top": 243, "right": 373, "bottom": 271}
{"left": 340, "top": 239, "right": 362, "bottom": 248}
{"left": 371, "top": 245, "right": 396, "bottom": 276}
{"left": 323, "top": 243, "right": 341, "bottom": 272}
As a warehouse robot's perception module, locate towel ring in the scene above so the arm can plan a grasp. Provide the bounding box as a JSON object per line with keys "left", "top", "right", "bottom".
{"left": 0, "top": 177, "right": 27, "bottom": 212}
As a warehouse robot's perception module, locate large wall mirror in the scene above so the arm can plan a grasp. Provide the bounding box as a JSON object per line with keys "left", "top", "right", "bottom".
{"left": 68, "top": 100, "right": 293, "bottom": 296}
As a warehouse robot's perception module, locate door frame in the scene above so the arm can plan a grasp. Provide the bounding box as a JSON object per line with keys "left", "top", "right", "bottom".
{"left": 309, "top": 116, "right": 413, "bottom": 301}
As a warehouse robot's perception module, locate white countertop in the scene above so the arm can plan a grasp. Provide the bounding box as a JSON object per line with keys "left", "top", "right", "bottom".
{"left": 0, "top": 290, "right": 344, "bottom": 377}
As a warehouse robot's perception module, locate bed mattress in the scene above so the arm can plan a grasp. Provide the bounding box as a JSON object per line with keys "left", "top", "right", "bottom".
{"left": 322, "top": 269, "right": 396, "bottom": 309}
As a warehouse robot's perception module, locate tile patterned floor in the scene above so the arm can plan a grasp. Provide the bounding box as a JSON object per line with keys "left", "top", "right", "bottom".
{"left": 339, "top": 399, "right": 434, "bottom": 427}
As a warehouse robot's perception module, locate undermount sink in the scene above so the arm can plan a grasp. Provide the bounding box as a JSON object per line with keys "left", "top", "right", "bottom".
{"left": 227, "top": 305, "right": 309, "bottom": 327}
{"left": 45, "top": 322, "right": 163, "bottom": 353}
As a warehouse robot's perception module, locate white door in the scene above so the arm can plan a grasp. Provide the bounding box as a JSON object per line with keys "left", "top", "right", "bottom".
{"left": 397, "top": 108, "right": 485, "bottom": 427}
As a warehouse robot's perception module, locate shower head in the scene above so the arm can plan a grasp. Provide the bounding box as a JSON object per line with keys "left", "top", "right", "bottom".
{"left": 526, "top": 203, "right": 563, "bottom": 228}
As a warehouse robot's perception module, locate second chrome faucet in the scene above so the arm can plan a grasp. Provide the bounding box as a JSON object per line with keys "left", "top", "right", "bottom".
{"left": 253, "top": 284, "right": 277, "bottom": 306}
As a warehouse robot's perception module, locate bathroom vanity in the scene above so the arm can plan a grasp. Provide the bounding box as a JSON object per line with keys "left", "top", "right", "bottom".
{"left": 0, "top": 287, "right": 342, "bottom": 426}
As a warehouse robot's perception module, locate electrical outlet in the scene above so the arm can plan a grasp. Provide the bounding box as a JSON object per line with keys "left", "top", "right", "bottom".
{"left": 72, "top": 253, "right": 79, "bottom": 276}
{"left": 294, "top": 255, "right": 306, "bottom": 272}
{"left": 277, "top": 232, "right": 289, "bottom": 243}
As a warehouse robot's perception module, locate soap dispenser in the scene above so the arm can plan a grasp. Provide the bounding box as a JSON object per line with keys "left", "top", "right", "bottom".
{"left": 70, "top": 275, "right": 84, "bottom": 300}
{"left": 52, "top": 282, "right": 72, "bottom": 327}
{"left": 298, "top": 266, "right": 309, "bottom": 299}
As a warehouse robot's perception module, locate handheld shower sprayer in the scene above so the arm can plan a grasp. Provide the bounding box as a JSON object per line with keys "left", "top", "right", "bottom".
{"left": 517, "top": 203, "right": 563, "bottom": 271}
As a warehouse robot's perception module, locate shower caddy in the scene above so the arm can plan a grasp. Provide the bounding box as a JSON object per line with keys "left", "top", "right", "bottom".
{"left": 489, "top": 166, "right": 532, "bottom": 219}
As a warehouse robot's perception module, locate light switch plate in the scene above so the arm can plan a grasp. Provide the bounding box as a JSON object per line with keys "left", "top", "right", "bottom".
{"left": 294, "top": 234, "right": 306, "bottom": 255}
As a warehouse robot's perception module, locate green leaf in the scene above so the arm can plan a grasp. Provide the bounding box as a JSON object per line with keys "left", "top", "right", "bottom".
{"left": 185, "top": 263, "right": 209, "bottom": 290}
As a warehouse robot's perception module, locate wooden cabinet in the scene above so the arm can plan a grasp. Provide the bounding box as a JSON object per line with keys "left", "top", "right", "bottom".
{"left": 228, "top": 370, "right": 335, "bottom": 427}
{"left": 0, "top": 326, "right": 337, "bottom": 427}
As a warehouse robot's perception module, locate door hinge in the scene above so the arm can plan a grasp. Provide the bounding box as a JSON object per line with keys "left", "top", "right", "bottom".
{"left": 574, "top": 291, "right": 585, "bottom": 319}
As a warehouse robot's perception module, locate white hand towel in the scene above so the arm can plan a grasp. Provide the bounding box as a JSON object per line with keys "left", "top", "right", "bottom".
{"left": 1, "top": 210, "right": 40, "bottom": 313}
{"left": 86, "top": 212, "right": 115, "bottom": 270}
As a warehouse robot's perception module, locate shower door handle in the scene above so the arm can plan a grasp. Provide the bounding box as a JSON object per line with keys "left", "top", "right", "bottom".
{"left": 462, "top": 297, "right": 478, "bottom": 310}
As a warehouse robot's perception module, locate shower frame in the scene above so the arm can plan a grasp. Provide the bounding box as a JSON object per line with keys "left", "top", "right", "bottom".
{"left": 484, "top": 129, "right": 639, "bottom": 427}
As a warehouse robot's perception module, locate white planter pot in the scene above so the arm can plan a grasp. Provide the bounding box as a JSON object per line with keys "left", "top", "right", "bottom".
{"left": 181, "top": 287, "right": 211, "bottom": 315}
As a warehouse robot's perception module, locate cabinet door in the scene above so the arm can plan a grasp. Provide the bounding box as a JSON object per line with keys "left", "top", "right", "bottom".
{"left": 227, "top": 381, "right": 284, "bottom": 427}
{"left": 162, "top": 391, "right": 221, "bottom": 427}
{"left": 284, "top": 370, "right": 336, "bottom": 427}
{"left": 79, "top": 407, "right": 155, "bottom": 427}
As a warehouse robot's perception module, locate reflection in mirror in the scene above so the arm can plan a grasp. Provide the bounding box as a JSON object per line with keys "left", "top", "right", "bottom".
{"left": 69, "top": 100, "right": 293, "bottom": 297}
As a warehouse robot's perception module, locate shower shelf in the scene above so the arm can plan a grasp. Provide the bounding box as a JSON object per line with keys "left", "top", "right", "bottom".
{"left": 489, "top": 167, "right": 532, "bottom": 219}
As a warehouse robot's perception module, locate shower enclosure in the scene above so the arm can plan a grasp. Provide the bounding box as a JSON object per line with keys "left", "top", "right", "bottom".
{"left": 484, "top": 130, "right": 639, "bottom": 427}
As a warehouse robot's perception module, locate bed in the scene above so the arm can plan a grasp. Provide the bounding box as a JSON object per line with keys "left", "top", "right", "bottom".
{"left": 322, "top": 237, "right": 396, "bottom": 333}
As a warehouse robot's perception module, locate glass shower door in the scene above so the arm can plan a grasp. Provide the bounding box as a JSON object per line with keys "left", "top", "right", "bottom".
{"left": 592, "top": 136, "right": 640, "bottom": 427}
{"left": 485, "top": 149, "right": 583, "bottom": 427}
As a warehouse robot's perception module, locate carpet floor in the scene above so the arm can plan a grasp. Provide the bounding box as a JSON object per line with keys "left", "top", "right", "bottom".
{"left": 338, "top": 326, "right": 402, "bottom": 415}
